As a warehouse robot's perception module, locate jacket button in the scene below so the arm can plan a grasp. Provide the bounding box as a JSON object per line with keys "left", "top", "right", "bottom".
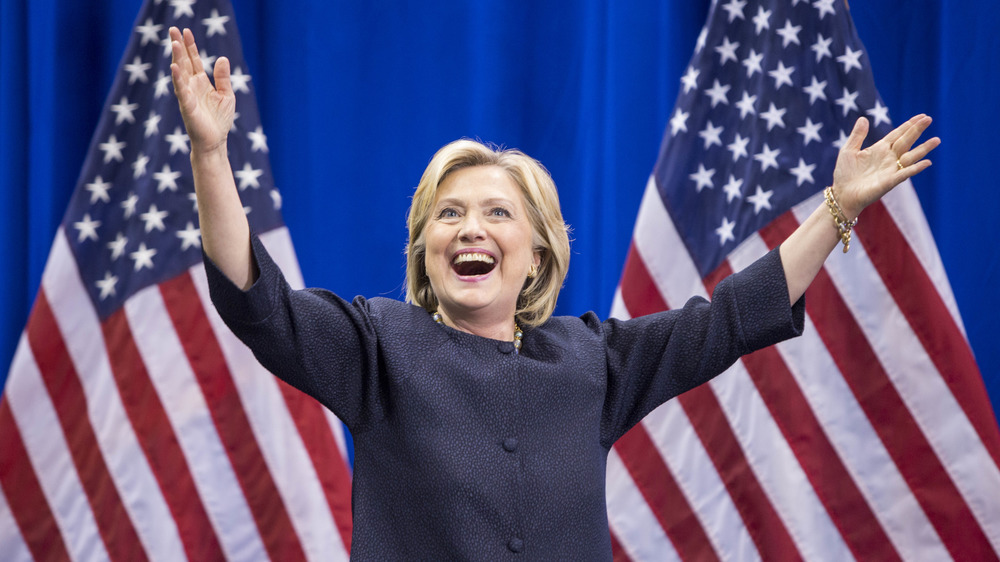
{"left": 503, "top": 437, "right": 518, "bottom": 452}
{"left": 508, "top": 537, "right": 524, "bottom": 553}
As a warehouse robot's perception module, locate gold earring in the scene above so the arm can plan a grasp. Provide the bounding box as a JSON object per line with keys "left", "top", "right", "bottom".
{"left": 528, "top": 264, "right": 538, "bottom": 278}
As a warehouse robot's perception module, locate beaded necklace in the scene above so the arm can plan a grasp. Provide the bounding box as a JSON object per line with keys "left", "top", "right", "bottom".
{"left": 432, "top": 312, "right": 523, "bottom": 352}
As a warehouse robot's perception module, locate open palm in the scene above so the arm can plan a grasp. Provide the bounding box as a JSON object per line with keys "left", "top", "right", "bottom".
{"left": 169, "top": 26, "right": 235, "bottom": 153}
{"left": 831, "top": 114, "right": 940, "bottom": 218}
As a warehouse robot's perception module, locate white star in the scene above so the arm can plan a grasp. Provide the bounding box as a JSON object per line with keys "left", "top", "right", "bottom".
{"left": 74, "top": 214, "right": 101, "bottom": 242}
{"left": 132, "top": 152, "right": 150, "bottom": 179}
{"left": 680, "top": 66, "right": 699, "bottom": 93}
{"left": 86, "top": 176, "right": 112, "bottom": 204}
{"left": 727, "top": 133, "right": 749, "bottom": 161}
{"left": 121, "top": 191, "right": 139, "bottom": 219}
{"left": 166, "top": 127, "right": 190, "bottom": 155}
{"left": 243, "top": 205, "right": 252, "bottom": 215}
{"left": 833, "top": 129, "right": 851, "bottom": 150}
{"left": 715, "top": 37, "right": 740, "bottom": 65}
{"left": 96, "top": 272, "right": 118, "bottom": 300}
{"left": 797, "top": 118, "right": 823, "bottom": 145}
{"left": 99, "top": 134, "right": 126, "bottom": 163}
{"left": 753, "top": 143, "right": 781, "bottom": 171}
{"left": 107, "top": 232, "right": 128, "bottom": 260}
{"left": 154, "top": 71, "right": 172, "bottom": 98}
{"left": 234, "top": 162, "right": 264, "bottom": 190}
{"left": 669, "top": 108, "right": 689, "bottom": 135}
{"left": 247, "top": 126, "right": 269, "bottom": 152}
{"left": 789, "top": 158, "right": 817, "bottom": 186}
{"left": 188, "top": 192, "right": 199, "bottom": 212}
{"left": 867, "top": 100, "right": 891, "bottom": 127}
{"left": 704, "top": 80, "right": 731, "bottom": 107}
{"left": 135, "top": 18, "right": 163, "bottom": 46}
{"left": 140, "top": 204, "right": 168, "bottom": 233}
{"left": 270, "top": 189, "right": 283, "bottom": 210}
{"left": 110, "top": 96, "right": 139, "bottom": 125}
{"left": 803, "top": 76, "right": 828, "bottom": 104}
{"left": 130, "top": 242, "right": 157, "bottom": 271}
{"left": 776, "top": 20, "right": 802, "bottom": 48}
{"left": 814, "top": 0, "right": 836, "bottom": 19}
{"left": 742, "top": 49, "right": 764, "bottom": 77}
{"left": 143, "top": 111, "right": 162, "bottom": 138}
{"left": 201, "top": 9, "right": 230, "bottom": 37}
{"left": 689, "top": 164, "right": 715, "bottom": 193}
{"left": 752, "top": 6, "right": 771, "bottom": 34}
{"left": 715, "top": 217, "right": 736, "bottom": 246}
{"left": 812, "top": 34, "right": 833, "bottom": 62}
{"left": 160, "top": 35, "right": 173, "bottom": 57}
{"left": 199, "top": 50, "right": 217, "bottom": 72}
{"left": 698, "top": 122, "right": 724, "bottom": 149}
{"left": 768, "top": 61, "right": 795, "bottom": 89}
{"left": 735, "top": 91, "right": 757, "bottom": 119}
{"left": 695, "top": 27, "right": 708, "bottom": 53}
{"left": 760, "top": 103, "right": 787, "bottom": 131}
{"left": 723, "top": 175, "right": 744, "bottom": 202}
{"left": 169, "top": 0, "right": 196, "bottom": 19}
{"left": 229, "top": 67, "right": 251, "bottom": 93}
{"left": 124, "top": 56, "right": 152, "bottom": 84}
{"left": 835, "top": 87, "right": 860, "bottom": 115}
{"left": 721, "top": 0, "right": 747, "bottom": 22}
{"left": 177, "top": 222, "right": 202, "bottom": 250}
{"left": 746, "top": 186, "right": 774, "bottom": 214}
{"left": 153, "top": 164, "right": 182, "bottom": 192}
{"left": 837, "top": 46, "right": 864, "bottom": 73}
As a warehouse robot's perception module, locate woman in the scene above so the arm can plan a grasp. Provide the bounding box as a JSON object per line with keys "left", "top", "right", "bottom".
{"left": 170, "top": 24, "right": 938, "bottom": 560}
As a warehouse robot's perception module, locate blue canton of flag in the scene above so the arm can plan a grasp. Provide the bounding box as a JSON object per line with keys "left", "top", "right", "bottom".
{"left": 65, "top": 0, "right": 282, "bottom": 320}
{"left": 656, "top": 0, "right": 891, "bottom": 277}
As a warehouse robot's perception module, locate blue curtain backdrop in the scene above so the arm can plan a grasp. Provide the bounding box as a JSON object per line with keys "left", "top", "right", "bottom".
{"left": 3, "top": 1, "right": 998, "bottom": 422}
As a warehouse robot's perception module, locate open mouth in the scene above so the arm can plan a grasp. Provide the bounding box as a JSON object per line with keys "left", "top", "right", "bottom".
{"left": 451, "top": 252, "right": 497, "bottom": 277}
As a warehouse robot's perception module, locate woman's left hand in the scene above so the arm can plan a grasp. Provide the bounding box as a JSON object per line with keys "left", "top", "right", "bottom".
{"left": 831, "top": 114, "right": 940, "bottom": 219}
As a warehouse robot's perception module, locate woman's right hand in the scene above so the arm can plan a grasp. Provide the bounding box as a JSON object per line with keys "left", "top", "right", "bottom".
{"left": 169, "top": 26, "right": 235, "bottom": 155}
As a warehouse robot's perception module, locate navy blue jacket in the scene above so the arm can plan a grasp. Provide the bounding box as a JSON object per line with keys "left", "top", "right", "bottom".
{"left": 205, "top": 235, "right": 804, "bottom": 560}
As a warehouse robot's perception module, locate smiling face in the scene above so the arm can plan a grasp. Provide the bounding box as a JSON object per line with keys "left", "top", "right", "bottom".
{"left": 423, "top": 165, "right": 540, "bottom": 330}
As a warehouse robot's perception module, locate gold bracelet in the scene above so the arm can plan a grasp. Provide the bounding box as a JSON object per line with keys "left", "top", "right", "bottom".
{"left": 823, "top": 186, "right": 858, "bottom": 253}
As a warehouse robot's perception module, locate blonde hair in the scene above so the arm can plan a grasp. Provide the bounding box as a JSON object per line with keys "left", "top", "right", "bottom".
{"left": 405, "top": 139, "right": 571, "bottom": 327}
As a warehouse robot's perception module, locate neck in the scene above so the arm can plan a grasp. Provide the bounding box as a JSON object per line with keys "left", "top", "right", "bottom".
{"left": 436, "top": 309, "right": 517, "bottom": 341}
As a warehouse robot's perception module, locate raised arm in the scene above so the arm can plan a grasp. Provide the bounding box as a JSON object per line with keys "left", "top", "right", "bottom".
{"left": 779, "top": 114, "right": 940, "bottom": 304}
{"left": 169, "top": 26, "right": 255, "bottom": 289}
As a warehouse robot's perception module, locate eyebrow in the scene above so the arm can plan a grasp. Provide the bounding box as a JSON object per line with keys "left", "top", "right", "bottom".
{"left": 434, "top": 197, "right": 517, "bottom": 208}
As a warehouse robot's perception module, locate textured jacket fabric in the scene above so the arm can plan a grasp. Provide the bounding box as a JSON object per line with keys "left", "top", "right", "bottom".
{"left": 205, "top": 235, "right": 804, "bottom": 560}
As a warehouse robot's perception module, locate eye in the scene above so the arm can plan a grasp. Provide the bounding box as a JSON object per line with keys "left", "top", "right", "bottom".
{"left": 490, "top": 207, "right": 512, "bottom": 218}
{"left": 437, "top": 207, "right": 459, "bottom": 219}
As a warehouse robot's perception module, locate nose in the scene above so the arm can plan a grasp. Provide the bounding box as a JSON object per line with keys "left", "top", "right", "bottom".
{"left": 458, "top": 213, "right": 486, "bottom": 242}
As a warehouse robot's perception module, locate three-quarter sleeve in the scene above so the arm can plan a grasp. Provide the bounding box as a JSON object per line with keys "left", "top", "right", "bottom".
{"left": 600, "top": 246, "right": 804, "bottom": 445}
{"left": 203, "top": 234, "right": 381, "bottom": 430}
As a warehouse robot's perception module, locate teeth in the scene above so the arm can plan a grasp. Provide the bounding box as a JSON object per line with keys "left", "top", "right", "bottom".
{"left": 453, "top": 252, "right": 495, "bottom": 265}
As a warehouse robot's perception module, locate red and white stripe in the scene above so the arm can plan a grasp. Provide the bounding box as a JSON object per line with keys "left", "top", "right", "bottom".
{"left": 0, "top": 227, "right": 352, "bottom": 561}
{"left": 606, "top": 175, "right": 1000, "bottom": 561}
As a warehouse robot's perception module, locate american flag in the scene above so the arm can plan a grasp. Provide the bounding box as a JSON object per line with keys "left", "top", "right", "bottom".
{"left": 0, "top": 0, "right": 352, "bottom": 559}
{"left": 606, "top": 0, "right": 1000, "bottom": 560}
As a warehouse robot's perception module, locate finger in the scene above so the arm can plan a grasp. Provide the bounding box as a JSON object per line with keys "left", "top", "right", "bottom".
{"left": 844, "top": 116, "right": 869, "bottom": 152}
{"left": 183, "top": 28, "right": 205, "bottom": 76}
{"left": 169, "top": 27, "right": 187, "bottom": 72}
{"left": 880, "top": 113, "right": 923, "bottom": 147}
{"left": 899, "top": 136, "right": 941, "bottom": 167}
{"left": 891, "top": 115, "right": 933, "bottom": 155}
{"left": 170, "top": 38, "right": 191, "bottom": 78}
{"left": 213, "top": 56, "right": 232, "bottom": 95}
{"left": 896, "top": 158, "right": 932, "bottom": 182}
